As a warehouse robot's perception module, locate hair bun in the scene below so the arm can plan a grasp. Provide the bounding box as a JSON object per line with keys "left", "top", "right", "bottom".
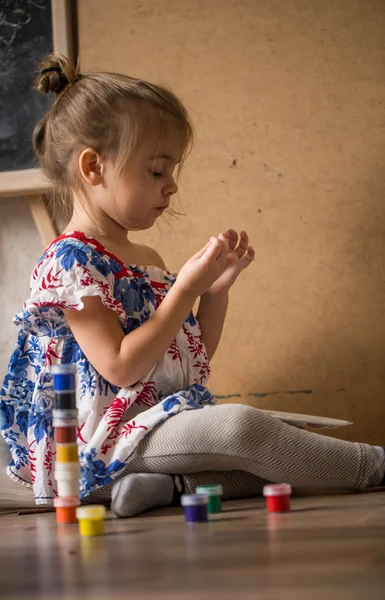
{"left": 35, "top": 53, "right": 78, "bottom": 95}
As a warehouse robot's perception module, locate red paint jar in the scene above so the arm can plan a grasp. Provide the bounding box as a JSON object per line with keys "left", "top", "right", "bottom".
{"left": 263, "top": 484, "right": 292, "bottom": 513}
{"left": 55, "top": 427, "right": 77, "bottom": 443}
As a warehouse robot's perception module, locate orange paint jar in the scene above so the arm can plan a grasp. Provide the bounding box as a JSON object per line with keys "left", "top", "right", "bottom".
{"left": 54, "top": 496, "right": 80, "bottom": 524}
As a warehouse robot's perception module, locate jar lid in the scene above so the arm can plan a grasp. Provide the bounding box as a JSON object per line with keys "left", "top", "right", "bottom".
{"left": 195, "top": 485, "right": 223, "bottom": 496}
{"left": 76, "top": 505, "right": 106, "bottom": 520}
{"left": 56, "top": 442, "right": 78, "bottom": 449}
{"left": 53, "top": 418, "right": 78, "bottom": 428}
{"left": 181, "top": 494, "right": 209, "bottom": 507}
{"left": 55, "top": 462, "right": 80, "bottom": 474}
{"left": 52, "top": 409, "right": 78, "bottom": 419}
{"left": 54, "top": 496, "right": 80, "bottom": 508}
{"left": 52, "top": 365, "right": 76, "bottom": 374}
{"left": 263, "top": 483, "right": 292, "bottom": 497}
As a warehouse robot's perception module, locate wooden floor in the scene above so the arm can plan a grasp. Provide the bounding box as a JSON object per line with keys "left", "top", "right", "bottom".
{"left": 0, "top": 491, "right": 384, "bottom": 599}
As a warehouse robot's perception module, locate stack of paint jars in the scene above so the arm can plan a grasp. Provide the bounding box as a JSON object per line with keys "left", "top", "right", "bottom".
{"left": 52, "top": 365, "right": 80, "bottom": 524}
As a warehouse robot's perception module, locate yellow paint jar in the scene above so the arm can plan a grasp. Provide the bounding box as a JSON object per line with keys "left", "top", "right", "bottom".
{"left": 76, "top": 505, "right": 106, "bottom": 537}
{"left": 56, "top": 443, "right": 79, "bottom": 463}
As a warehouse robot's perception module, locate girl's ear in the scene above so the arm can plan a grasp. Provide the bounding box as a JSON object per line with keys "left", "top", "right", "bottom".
{"left": 78, "top": 148, "right": 104, "bottom": 186}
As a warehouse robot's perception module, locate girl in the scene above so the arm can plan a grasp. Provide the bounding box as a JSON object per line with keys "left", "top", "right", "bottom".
{"left": 1, "top": 54, "right": 384, "bottom": 517}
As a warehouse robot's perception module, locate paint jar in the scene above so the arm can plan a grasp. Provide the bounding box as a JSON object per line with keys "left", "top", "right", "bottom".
{"left": 76, "top": 505, "right": 106, "bottom": 537}
{"left": 54, "top": 496, "right": 80, "bottom": 524}
{"left": 195, "top": 485, "right": 223, "bottom": 514}
{"left": 55, "top": 462, "right": 80, "bottom": 497}
{"left": 56, "top": 443, "right": 79, "bottom": 463}
{"left": 55, "top": 426, "right": 77, "bottom": 444}
{"left": 263, "top": 484, "right": 292, "bottom": 513}
{"left": 56, "top": 477, "right": 79, "bottom": 498}
{"left": 52, "top": 364, "right": 76, "bottom": 392}
{"left": 52, "top": 409, "right": 78, "bottom": 421}
{"left": 54, "top": 392, "right": 77, "bottom": 411}
{"left": 181, "top": 494, "right": 208, "bottom": 523}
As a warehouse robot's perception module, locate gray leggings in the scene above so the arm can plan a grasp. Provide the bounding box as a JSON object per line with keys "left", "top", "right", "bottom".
{"left": 88, "top": 404, "right": 382, "bottom": 502}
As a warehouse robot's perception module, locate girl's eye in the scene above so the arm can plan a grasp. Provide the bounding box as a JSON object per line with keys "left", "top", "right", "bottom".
{"left": 149, "top": 170, "right": 163, "bottom": 178}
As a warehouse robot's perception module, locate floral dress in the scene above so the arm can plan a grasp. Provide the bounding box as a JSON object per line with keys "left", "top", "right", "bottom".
{"left": 0, "top": 232, "right": 215, "bottom": 505}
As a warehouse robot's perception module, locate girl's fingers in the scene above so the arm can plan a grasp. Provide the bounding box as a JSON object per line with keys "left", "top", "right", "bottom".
{"left": 217, "top": 234, "right": 230, "bottom": 263}
{"left": 221, "top": 229, "right": 238, "bottom": 251}
{"left": 193, "top": 240, "right": 212, "bottom": 260}
{"left": 234, "top": 231, "right": 249, "bottom": 259}
{"left": 218, "top": 233, "right": 230, "bottom": 248}
{"left": 194, "top": 235, "right": 223, "bottom": 260}
{"left": 201, "top": 237, "right": 223, "bottom": 262}
{"left": 195, "top": 233, "right": 252, "bottom": 270}
{"left": 239, "top": 246, "right": 255, "bottom": 269}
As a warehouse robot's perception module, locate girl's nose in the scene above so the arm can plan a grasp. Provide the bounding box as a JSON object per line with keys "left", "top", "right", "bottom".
{"left": 165, "top": 179, "right": 178, "bottom": 196}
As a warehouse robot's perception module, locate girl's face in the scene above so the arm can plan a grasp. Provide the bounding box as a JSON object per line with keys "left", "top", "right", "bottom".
{"left": 99, "top": 125, "right": 185, "bottom": 231}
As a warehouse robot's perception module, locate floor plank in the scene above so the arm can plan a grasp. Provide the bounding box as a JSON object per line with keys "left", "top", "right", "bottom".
{"left": 1, "top": 492, "right": 384, "bottom": 599}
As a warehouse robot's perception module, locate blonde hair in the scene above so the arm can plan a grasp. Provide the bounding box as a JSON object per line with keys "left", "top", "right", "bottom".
{"left": 33, "top": 53, "right": 193, "bottom": 222}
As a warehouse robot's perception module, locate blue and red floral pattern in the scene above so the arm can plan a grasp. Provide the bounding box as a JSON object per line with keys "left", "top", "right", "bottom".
{"left": 0, "top": 232, "right": 214, "bottom": 504}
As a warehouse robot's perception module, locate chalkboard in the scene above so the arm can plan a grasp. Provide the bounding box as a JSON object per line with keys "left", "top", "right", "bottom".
{"left": 0, "top": 0, "right": 53, "bottom": 172}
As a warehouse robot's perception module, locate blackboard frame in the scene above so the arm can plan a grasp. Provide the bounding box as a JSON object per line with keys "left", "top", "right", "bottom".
{"left": 0, "top": 0, "right": 77, "bottom": 244}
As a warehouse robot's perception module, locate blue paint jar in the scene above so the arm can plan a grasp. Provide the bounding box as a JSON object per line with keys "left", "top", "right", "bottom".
{"left": 52, "top": 365, "right": 76, "bottom": 393}
{"left": 181, "top": 494, "right": 209, "bottom": 523}
{"left": 52, "top": 365, "right": 76, "bottom": 410}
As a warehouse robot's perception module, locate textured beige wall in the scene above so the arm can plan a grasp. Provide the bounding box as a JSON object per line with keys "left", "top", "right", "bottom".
{"left": 78, "top": 0, "right": 385, "bottom": 444}
{"left": 0, "top": 199, "right": 43, "bottom": 379}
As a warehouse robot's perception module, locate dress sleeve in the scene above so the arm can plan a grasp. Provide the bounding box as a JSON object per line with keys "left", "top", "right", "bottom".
{"left": 14, "top": 239, "right": 127, "bottom": 337}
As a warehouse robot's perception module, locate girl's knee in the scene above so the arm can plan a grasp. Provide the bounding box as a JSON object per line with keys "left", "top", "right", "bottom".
{"left": 216, "top": 403, "right": 263, "bottom": 437}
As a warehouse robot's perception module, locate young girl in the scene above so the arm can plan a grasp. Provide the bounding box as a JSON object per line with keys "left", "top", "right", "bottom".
{"left": 1, "top": 54, "right": 384, "bottom": 516}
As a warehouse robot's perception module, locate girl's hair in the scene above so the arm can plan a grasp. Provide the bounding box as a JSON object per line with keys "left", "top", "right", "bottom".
{"left": 33, "top": 53, "right": 193, "bottom": 221}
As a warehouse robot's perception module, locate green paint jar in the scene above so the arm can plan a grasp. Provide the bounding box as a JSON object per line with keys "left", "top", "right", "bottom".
{"left": 195, "top": 485, "right": 223, "bottom": 514}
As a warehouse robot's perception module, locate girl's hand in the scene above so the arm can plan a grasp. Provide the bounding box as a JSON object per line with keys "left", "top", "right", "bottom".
{"left": 205, "top": 229, "right": 255, "bottom": 296}
{"left": 176, "top": 236, "right": 230, "bottom": 297}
